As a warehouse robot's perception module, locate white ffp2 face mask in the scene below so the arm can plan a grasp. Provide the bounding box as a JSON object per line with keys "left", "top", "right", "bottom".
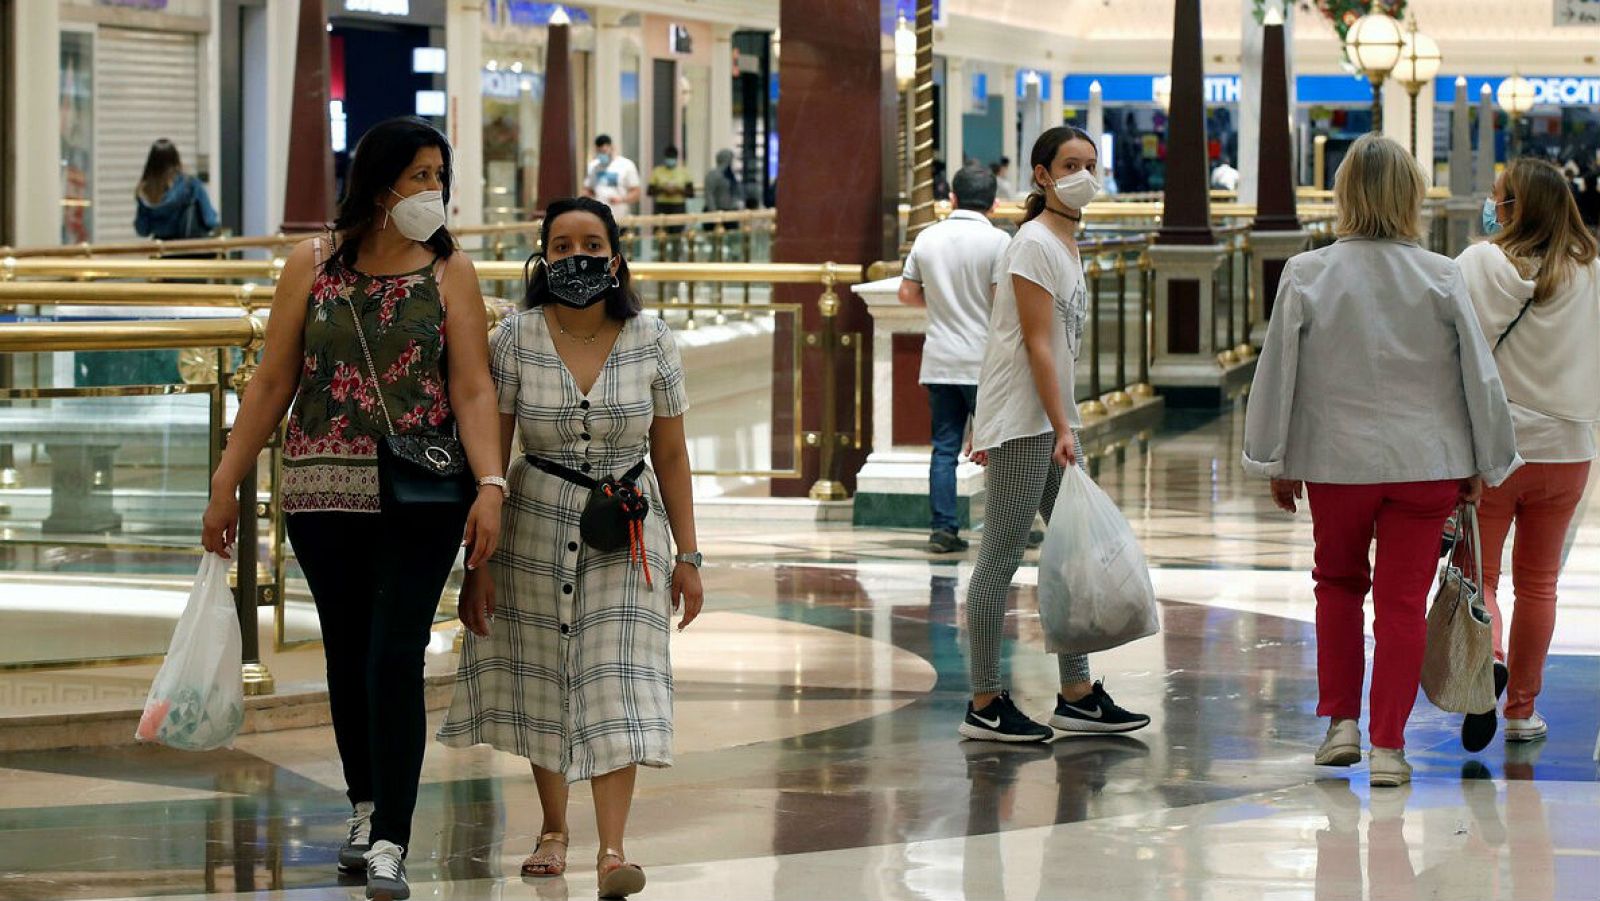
{"left": 1051, "top": 170, "right": 1101, "bottom": 211}
{"left": 387, "top": 188, "right": 447, "bottom": 241}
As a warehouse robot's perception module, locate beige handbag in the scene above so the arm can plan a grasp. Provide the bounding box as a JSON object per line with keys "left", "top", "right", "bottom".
{"left": 1421, "top": 504, "right": 1497, "bottom": 715}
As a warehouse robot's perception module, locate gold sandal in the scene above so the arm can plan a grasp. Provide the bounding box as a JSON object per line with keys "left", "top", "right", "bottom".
{"left": 520, "top": 832, "right": 568, "bottom": 877}
{"left": 597, "top": 849, "right": 646, "bottom": 898}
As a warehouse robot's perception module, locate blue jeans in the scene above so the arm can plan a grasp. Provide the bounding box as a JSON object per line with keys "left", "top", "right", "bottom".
{"left": 927, "top": 383, "right": 978, "bottom": 533}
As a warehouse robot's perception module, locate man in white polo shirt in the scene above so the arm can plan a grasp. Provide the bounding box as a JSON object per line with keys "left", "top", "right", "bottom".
{"left": 898, "top": 165, "right": 1011, "bottom": 553}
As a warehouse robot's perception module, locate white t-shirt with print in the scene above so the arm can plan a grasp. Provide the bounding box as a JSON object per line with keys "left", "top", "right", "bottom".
{"left": 585, "top": 156, "right": 642, "bottom": 217}
{"left": 902, "top": 210, "right": 1011, "bottom": 385}
{"left": 971, "top": 219, "right": 1087, "bottom": 452}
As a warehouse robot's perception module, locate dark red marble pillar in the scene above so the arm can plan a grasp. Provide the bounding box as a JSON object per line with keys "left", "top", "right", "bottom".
{"left": 1253, "top": 12, "right": 1300, "bottom": 321}
{"left": 770, "top": 0, "right": 897, "bottom": 497}
{"left": 1157, "top": 0, "right": 1214, "bottom": 248}
{"left": 535, "top": 21, "right": 576, "bottom": 212}
{"left": 282, "top": 0, "right": 333, "bottom": 232}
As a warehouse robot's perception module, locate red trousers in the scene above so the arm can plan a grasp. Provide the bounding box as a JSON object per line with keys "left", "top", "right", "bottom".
{"left": 1476, "top": 461, "right": 1590, "bottom": 719}
{"left": 1306, "top": 480, "right": 1460, "bottom": 750}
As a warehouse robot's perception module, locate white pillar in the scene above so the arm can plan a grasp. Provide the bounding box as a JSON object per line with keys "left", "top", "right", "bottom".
{"left": 1087, "top": 81, "right": 1103, "bottom": 156}
{"left": 709, "top": 25, "right": 734, "bottom": 162}
{"left": 1381, "top": 78, "right": 1435, "bottom": 183}
{"left": 1001, "top": 66, "right": 1018, "bottom": 193}
{"left": 944, "top": 59, "right": 964, "bottom": 170}
{"left": 446, "top": 0, "right": 484, "bottom": 230}
{"left": 1044, "top": 74, "right": 1062, "bottom": 136}
{"left": 591, "top": 14, "right": 625, "bottom": 151}
{"left": 261, "top": 0, "right": 299, "bottom": 243}
{"left": 10, "top": 0, "right": 61, "bottom": 245}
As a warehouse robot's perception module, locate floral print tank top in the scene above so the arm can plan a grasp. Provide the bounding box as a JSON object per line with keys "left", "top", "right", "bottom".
{"left": 282, "top": 256, "right": 454, "bottom": 514}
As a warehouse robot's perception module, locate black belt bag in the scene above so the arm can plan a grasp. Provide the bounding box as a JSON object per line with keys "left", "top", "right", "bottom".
{"left": 527, "top": 455, "right": 650, "bottom": 555}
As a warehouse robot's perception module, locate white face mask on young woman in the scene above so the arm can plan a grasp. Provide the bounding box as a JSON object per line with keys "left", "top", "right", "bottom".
{"left": 386, "top": 188, "right": 447, "bottom": 241}
{"left": 1051, "top": 170, "right": 1101, "bottom": 211}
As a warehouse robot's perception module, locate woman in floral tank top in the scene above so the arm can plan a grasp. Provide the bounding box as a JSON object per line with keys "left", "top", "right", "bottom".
{"left": 202, "top": 118, "right": 503, "bottom": 899}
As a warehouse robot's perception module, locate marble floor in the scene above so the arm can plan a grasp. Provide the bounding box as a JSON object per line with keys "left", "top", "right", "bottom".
{"left": 1, "top": 408, "right": 1597, "bottom": 900}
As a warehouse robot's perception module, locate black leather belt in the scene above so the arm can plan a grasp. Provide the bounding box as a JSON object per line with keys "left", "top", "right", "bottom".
{"left": 525, "top": 455, "right": 645, "bottom": 490}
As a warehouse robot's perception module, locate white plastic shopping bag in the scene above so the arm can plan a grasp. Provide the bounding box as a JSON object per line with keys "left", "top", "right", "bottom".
{"left": 1037, "top": 466, "right": 1160, "bottom": 655}
{"left": 135, "top": 551, "right": 245, "bottom": 750}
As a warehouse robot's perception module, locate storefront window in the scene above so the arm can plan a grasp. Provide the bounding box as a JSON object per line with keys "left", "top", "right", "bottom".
{"left": 481, "top": 59, "right": 543, "bottom": 220}
{"left": 60, "top": 31, "right": 94, "bottom": 244}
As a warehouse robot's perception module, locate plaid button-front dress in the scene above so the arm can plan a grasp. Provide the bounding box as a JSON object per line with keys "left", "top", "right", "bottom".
{"left": 438, "top": 309, "right": 688, "bottom": 782}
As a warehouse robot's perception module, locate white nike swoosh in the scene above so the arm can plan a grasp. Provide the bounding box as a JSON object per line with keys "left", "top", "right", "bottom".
{"left": 1063, "top": 703, "right": 1103, "bottom": 719}
{"left": 972, "top": 713, "right": 1002, "bottom": 729}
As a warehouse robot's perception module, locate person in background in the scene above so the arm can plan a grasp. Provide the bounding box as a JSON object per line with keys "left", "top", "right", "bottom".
{"left": 1243, "top": 133, "right": 1519, "bottom": 789}
{"left": 931, "top": 160, "right": 951, "bottom": 201}
{"left": 961, "top": 127, "right": 1152, "bottom": 743}
{"left": 647, "top": 145, "right": 695, "bottom": 221}
{"left": 898, "top": 165, "right": 1010, "bottom": 554}
{"left": 201, "top": 117, "right": 504, "bottom": 899}
{"left": 1210, "top": 157, "right": 1241, "bottom": 192}
{"left": 702, "top": 148, "right": 741, "bottom": 232}
{"left": 134, "top": 139, "right": 219, "bottom": 240}
{"left": 583, "top": 134, "right": 642, "bottom": 218}
{"left": 990, "top": 156, "right": 1015, "bottom": 199}
{"left": 1575, "top": 168, "right": 1600, "bottom": 232}
{"left": 1456, "top": 157, "right": 1600, "bottom": 749}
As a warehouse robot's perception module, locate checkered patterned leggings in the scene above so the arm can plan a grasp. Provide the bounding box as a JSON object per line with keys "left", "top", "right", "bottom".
{"left": 965, "top": 430, "right": 1093, "bottom": 694}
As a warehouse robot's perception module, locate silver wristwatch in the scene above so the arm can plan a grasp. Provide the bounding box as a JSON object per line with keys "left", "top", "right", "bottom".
{"left": 675, "top": 551, "right": 703, "bottom": 569}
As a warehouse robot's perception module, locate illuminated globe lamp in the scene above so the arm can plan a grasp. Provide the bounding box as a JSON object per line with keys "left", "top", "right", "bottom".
{"left": 1392, "top": 20, "right": 1441, "bottom": 159}
{"left": 1343, "top": 3, "right": 1406, "bottom": 131}
{"left": 1497, "top": 74, "right": 1536, "bottom": 155}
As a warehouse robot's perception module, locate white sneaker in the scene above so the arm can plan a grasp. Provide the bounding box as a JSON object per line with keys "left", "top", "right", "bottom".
{"left": 364, "top": 840, "right": 408, "bottom": 901}
{"left": 1369, "top": 747, "right": 1411, "bottom": 788}
{"left": 1505, "top": 712, "right": 1548, "bottom": 743}
{"left": 1315, "top": 718, "right": 1362, "bottom": 767}
{"left": 338, "top": 801, "right": 375, "bottom": 872}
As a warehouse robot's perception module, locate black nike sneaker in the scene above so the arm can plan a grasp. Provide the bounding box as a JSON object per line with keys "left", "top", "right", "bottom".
{"left": 958, "top": 691, "right": 1053, "bottom": 743}
{"left": 1049, "top": 681, "right": 1151, "bottom": 734}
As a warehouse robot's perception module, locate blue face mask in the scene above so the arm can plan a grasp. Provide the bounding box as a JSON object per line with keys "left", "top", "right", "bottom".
{"left": 1482, "top": 197, "right": 1504, "bottom": 235}
{"left": 596, "top": 153, "right": 612, "bottom": 167}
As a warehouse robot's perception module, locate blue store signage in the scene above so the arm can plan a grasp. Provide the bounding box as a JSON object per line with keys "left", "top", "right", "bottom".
{"left": 1436, "top": 75, "right": 1600, "bottom": 107}
{"left": 1065, "top": 73, "right": 1378, "bottom": 105}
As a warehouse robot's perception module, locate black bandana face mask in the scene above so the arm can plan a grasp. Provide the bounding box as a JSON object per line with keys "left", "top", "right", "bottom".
{"left": 544, "top": 253, "right": 618, "bottom": 309}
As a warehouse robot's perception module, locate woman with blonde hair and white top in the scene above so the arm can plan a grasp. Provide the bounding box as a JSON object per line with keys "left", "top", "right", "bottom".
{"left": 1455, "top": 157, "right": 1600, "bottom": 751}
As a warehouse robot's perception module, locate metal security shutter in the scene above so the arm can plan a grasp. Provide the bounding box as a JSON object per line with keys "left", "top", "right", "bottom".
{"left": 94, "top": 27, "right": 202, "bottom": 243}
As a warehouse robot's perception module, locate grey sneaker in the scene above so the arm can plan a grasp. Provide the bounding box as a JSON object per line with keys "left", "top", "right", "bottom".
{"left": 1505, "top": 711, "right": 1548, "bottom": 743}
{"left": 338, "top": 801, "right": 374, "bottom": 873}
{"left": 928, "top": 530, "right": 969, "bottom": 553}
{"left": 1314, "top": 718, "right": 1362, "bottom": 767}
{"left": 1369, "top": 747, "right": 1412, "bottom": 788}
{"left": 364, "top": 840, "right": 408, "bottom": 900}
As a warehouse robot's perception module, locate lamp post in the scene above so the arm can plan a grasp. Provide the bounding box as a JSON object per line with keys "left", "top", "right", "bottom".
{"left": 1497, "top": 74, "right": 1535, "bottom": 158}
{"left": 1343, "top": 2, "right": 1405, "bottom": 132}
{"left": 1392, "top": 18, "right": 1440, "bottom": 160}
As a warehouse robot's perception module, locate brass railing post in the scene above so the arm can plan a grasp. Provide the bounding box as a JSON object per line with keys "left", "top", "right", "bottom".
{"left": 226, "top": 320, "right": 274, "bottom": 696}
{"left": 1080, "top": 259, "right": 1107, "bottom": 417}
{"left": 1130, "top": 251, "right": 1155, "bottom": 397}
{"left": 1107, "top": 254, "right": 1132, "bottom": 408}
{"left": 808, "top": 265, "right": 848, "bottom": 501}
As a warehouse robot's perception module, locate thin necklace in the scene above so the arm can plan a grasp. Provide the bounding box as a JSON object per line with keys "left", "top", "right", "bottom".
{"left": 553, "top": 309, "right": 602, "bottom": 345}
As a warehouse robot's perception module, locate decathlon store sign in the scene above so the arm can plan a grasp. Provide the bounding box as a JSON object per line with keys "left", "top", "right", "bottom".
{"left": 1437, "top": 76, "right": 1600, "bottom": 107}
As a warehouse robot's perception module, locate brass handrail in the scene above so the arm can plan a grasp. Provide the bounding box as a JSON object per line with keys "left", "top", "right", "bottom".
{"left": 0, "top": 317, "right": 264, "bottom": 352}
{"left": 0, "top": 209, "right": 778, "bottom": 259}
{"left": 0, "top": 281, "right": 270, "bottom": 307}
{"left": 2, "top": 257, "right": 282, "bottom": 281}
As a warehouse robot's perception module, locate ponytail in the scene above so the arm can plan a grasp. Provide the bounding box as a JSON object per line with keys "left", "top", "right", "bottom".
{"left": 1023, "top": 191, "right": 1048, "bottom": 223}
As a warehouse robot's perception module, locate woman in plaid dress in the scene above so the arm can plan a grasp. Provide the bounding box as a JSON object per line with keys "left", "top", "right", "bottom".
{"left": 440, "top": 197, "right": 702, "bottom": 898}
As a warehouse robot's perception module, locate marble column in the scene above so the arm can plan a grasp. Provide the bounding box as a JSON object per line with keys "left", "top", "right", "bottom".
{"left": 709, "top": 26, "right": 735, "bottom": 167}
{"left": 446, "top": 0, "right": 484, "bottom": 234}
{"left": 1475, "top": 84, "right": 1496, "bottom": 197}
{"left": 945, "top": 60, "right": 966, "bottom": 171}
{"left": 535, "top": 16, "right": 577, "bottom": 211}
{"left": 1248, "top": 6, "right": 1307, "bottom": 343}
{"left": 1149, "top": 0, "right": 1236, "bottom": 404}
{"left": 282, "top": 0, "right": 333, "bottom": 232}
{"left": 1445, "top": 77, "right": 1478, "bottom": 255}
{"left": 1001, "top": 66, "right": 1018, "bottom": 193}
{"left": 1239, "top": 0, "right": 1293, "bottom": 206}
{"left": 9, "top": 0, "right": 60, "bottom": 246}
{"left": 769, "top": 0, "right": 897, "bottom": 497}
{"left": 591, "top": 13, "right": 625, "bottom": 150}
{"left": 1086, "top": 80, "right": 1104, "bottom": 163}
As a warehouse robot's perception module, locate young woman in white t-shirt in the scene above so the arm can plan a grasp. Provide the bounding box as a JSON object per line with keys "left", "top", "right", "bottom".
{"left": 958, "top": 126, "right": 1151, "bottom": 743}
{"left": 1456, "top": 157, "right": 1600, "bottom": 750}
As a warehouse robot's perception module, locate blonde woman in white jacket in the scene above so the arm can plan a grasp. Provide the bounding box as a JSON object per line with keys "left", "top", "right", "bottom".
{"left": 1457, "top": 157, "right": 1600, "bottom": 751}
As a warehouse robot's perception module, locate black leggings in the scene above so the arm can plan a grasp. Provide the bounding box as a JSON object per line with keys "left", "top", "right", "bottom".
{"left": 287, "top": 502, "right": 468, "bottom": 851}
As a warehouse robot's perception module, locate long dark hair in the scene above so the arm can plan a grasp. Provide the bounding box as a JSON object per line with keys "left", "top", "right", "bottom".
{"left": 522, "top": 197, "right": 642, "bottom": 319}
{"left": 328, "top": 117, "right": 456, "bottom": 273}
{"left": 1023, "top": 126, "right": 1097, "bottom": 223}
{"left": 137, "top": 139, "right": 183, "bottom": 204}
